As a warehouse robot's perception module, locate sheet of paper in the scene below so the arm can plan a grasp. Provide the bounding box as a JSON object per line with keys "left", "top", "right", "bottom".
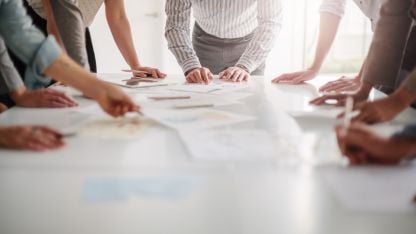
{"left": 98, "top": 73, "right": 178, "bottom": 89}
{"left": 82, "top": 176, "right": 202, "bottom": 202}
{"left": 319, "top": 164, "right": 416, "bottom": 213}
{"left": 180, "top": 129, "right": 276, "bottom": 162}
{"left": 143, "top": 108, "right": 255, "bottom": 131}
{"left": 169, "top": 80, "right": 249, "bottom": 94}
{"left": 77, "top": 116, "right": 155, "bottom": 138}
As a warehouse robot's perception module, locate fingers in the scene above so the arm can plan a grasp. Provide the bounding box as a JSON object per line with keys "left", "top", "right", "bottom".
{"left": 272, "top": 72, "right": 302, "bottom": 83}
{"left": 220, "top": 67, "right": 249, "bottom": 82}
{"left": 220, "top": 69, "right": 233, "bottom": 81}
{"left": 309, "top": 94, "right": 345, "bottom": 106}
{"left": 43, "top": 89, "right": 78, "bottom": 108}
{"left": 187, "top": 68, "right": 212, "bottom": 84}
{"left": 200, "top": 68, "right": 211, "bottom": 84}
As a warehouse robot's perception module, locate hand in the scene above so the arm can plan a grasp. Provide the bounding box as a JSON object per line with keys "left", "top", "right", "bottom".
{"left": 0, "top": 126, "right": 65, "bottom": 151}
{"left": 310, "top": 82, "right": 372, "bottom": 106}
{"left": 272, "top": 69, "right": 318, "bottom": 84}
{"left": 343, "top": 90, "right": 412, "bottom": 124}
{"left": 10, "top": 87, "right": 78, "bottom": 108}
{"left": 319, "top": 75, "right": 361, "bottom": 93}
{"left": 93, "top": 82, "right": 140, "bottom": 117}
{"left": 132, "top": 66, "right": 166, "bottom": 79}
{"left": 336, "top": 124, "right": 411, "bottom": 165}
{"left": 219, "top": 66, "right": 249, "bottom": 82}
{"left": 186, "top": 67, "right": 213, "bottom": 84}
{"left": 0, "top": 103, "right": 7, "bottom": 113}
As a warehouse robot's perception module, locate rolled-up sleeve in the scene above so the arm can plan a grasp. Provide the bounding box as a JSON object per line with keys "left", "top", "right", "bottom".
{"left": 363, "top": 0, "right": 414, "bottom": 88}
{"left": 0, "top": 0, "right": 62, "bottom": 89}
{"left": 0, "top": 38, "right": 23, "bottom": 95}
{"left": 237, "top": 0, "right": 283, "bottom": 73}
{"left": 165, "top": 0, "right": 201, "bottom": 74}
{"left": 319, "top": 0, "right": 347, "bottom": 17}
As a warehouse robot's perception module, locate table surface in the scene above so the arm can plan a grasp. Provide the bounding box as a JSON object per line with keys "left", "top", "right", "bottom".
{"left": 0, "top": 75, "right": 415, "bottom": 234}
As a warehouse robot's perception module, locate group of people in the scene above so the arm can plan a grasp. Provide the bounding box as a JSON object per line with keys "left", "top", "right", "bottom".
{"left": 0, "top": 0, "right": 415, "bottom": 165}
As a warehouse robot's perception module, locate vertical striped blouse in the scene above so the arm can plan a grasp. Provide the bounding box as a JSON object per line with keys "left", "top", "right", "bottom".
{"left": 165, "top": 0, "right": 283, "bottom": 73}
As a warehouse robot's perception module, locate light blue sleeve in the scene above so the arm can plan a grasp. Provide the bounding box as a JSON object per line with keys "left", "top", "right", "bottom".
{"left": 0, "top": 0, "right": 62, "bottom": 89}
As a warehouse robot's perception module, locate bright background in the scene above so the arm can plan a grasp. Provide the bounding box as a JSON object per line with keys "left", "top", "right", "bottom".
{"left": 90, "top": 0, "right": 373, "bottom": 77}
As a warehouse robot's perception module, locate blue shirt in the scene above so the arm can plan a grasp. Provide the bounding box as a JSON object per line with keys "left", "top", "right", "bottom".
{"left": 0, "top": 0, "right": 61, "bottom": 89}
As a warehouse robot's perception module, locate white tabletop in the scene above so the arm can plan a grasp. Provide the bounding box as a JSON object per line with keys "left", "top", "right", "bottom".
{"left": 0, "top": 75, "right": 415, "bottom": 234}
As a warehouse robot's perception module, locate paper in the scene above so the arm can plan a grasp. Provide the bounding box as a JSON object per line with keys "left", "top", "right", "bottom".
{"left": 180, "top": 130, "right": 276, "bottom": 161}
{"left": 77, "top": 116, "right": 155, "bottom": 138}
{"left": 98, "top": 73, "right": 178, "bottom": 89}
{"left": 320, "top": 164, "right": 416, "bottom": 213}
{"left": 169, "top": 80, "right": 249, "bottom": 94}
{"left": 144, "top": 108, "right": 255, "bottom": 131}
{"left": 82, "top": 176, "right": 202, "bottom": 202}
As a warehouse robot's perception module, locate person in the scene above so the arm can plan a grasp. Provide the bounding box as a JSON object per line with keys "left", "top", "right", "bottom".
{"left": 336, "top": 123, "right": 416, "bottom": 165}
{"left": 311, "top": 0, "right": 416, "bottom": 124}
{"left": 0, "top": 0, "right": 138, "bottom": 151}
{"left": 165, "top": 0, "right": 282, "bottom": 84}
{"left": 272, "top": 0, "right": 384, "bottom": 93}
{"left": 16, "top": 0, "right": 165, "bottom": 89}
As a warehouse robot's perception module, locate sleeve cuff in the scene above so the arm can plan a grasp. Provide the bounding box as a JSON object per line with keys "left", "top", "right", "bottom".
{"left": 319, "top": 1, "right": 346, "bottom": 17}
{"left": 25, "top": 36, "right": 62, "bottom": 89}
{"left": 182, "top": 57, "right": 202, "bottom": 74}
{"left": 237, "top": 57, "right": 257, "bottom": 74}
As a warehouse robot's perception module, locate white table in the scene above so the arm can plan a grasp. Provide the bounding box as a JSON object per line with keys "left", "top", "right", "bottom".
{"left": 0, "top": 75, "right": 415, "bottom": 234}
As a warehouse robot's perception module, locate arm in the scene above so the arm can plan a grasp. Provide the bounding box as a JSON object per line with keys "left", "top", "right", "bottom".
{"left": 0, "top": 38, "right": 24, "bottom": 95}
{"left": 236, "top": 0, "right": 283, "bottom": 73}
{"left": 165, "top": 0, "right": 201, "bottom": 74}
{"left": 42, "top": 0, "right": 65, "bottom": 49}
{"left": 363, "top": 0, "right": 414, "bottom": 89}
{"left": 104, "top": 0, "right": 140, "bottom": 69}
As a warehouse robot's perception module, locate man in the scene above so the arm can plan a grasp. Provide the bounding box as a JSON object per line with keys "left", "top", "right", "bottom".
{"left": 336, "top": 123, "right": 416, "bottom": 165}
{"left": 165, "top": 0, "right": 282, "bottom": 84}
{"left": 0, "top": 0, "right": 138, "bottom": 151}
{"left": 273, "top": 0, "right": 384, "bottom": 93}
{"left": 311, "top": 0, "right": 416, "bottom": 125}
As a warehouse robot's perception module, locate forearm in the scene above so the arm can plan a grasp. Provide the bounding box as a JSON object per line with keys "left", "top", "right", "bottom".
{"left": 237, "top": 0, "right": 282, "bottom": 73}
{"left": 107, "top": 16, "right": 140, "bottom": 69}
{"left": 43, "top": 53, "right": 100, "bottom": 98}
{"left": 309, "top": 13, "right": 341, "bottom": 71}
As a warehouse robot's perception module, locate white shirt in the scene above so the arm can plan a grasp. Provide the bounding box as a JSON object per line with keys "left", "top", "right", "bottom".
{"left": 165, "top": 0, "right": 283, "bottom": 73}
{"left": 320, "top": 0, "right": 384, "bottom": 30}
{"left": 26, "top": 0, "right": 104, "bottom": 27}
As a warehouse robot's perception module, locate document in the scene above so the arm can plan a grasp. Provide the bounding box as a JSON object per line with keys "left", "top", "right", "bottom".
{"left": 143, "top": 108, "right": 255, "bottom": 131}
{"left": 180, "top": 129, "right": 276, "bottom": 162}
{"left": 169, "top": 80, "right": 250, "bottom": 94}
{"left": 98, "top": 73, "right": 178, "bottom": 89}
{"left": 320, "top": 164, "right": 416, "bottom": 213}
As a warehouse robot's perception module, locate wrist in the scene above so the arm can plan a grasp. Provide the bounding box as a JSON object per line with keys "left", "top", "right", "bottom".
{"left": 308, "top": 64, "right": 321, "bottom": 73}
{"left": 236, "top": 64, "right": 249, "bottom": 73}
{"left": 185, "top": 67, "right": 201, "bottom": 76}
{"left": 9, "top": 86, "right": 27, "bottom": 101}
{"left": 391, "top": 87, "right": 416, "bottom": 107}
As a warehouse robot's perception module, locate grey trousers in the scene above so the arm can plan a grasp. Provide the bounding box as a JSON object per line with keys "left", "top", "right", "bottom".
{"left": 192, "top": 23, "right": 265, "bottom": 75}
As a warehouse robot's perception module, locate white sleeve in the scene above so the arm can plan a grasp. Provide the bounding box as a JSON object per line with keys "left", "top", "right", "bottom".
{"left": 319, "top": 0, "right": 347, "bottom": 17}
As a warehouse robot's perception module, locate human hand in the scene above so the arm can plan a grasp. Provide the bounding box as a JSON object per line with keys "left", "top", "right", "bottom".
{"left": 132, "top": 66, "right": 167, "bottom": 79}
{"left": 340, "top": 90, "right": 412, "bottom": 124}
{"left": 272, "top": 69, "right": 318, "bottom": 84}
{"left": 186, "top": 67, "right": 213, "bottom": 84}
{"left": 310, "top": 81, "right": 373, "bottom": 106}
{"left": 219, "top": 66, "right": 249, "bottom": 82}
{"left": 0, "top": 103, "right": 7, "bottom": 113}
{"left": 10, "top": 87, "right": 78, "bottom": 108}
{"left": 319, "top": 75, "right": 361, "bottom": 93}
{"left": 93, "top": 82, "right": 140, "bottom": 117}
{"left": 336, "top": 124, "right": 410, "bottom": 165}
{"left": 0, "top": 126, "right": 65, "bottom": 151}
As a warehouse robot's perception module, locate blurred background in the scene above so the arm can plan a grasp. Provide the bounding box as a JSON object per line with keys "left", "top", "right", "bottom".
{"left": 90, "top": 0, "right": 373, "bottom": 77}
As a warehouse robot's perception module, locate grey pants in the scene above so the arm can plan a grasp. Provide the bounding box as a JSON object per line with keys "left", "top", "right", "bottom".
{"left": 192, "top": 23, "right": 265, "bottom": 75}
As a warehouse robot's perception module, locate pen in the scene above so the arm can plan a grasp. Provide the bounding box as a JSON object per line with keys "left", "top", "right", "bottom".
{"left": 343, "top": 96, "right": 354, "bottom": 130}
{"left": 174, "top": 104, "right": 214, "bottom": 109}
{"left": 148, "top": 96, "right": 191, "bottom": 101}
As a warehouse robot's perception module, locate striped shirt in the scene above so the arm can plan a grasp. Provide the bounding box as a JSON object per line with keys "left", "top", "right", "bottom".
{"left": 165, "top": 0, "right": 283, "bottom": 73}
{"left": 26, "top": 0, "right": 104, "bottom": 27}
